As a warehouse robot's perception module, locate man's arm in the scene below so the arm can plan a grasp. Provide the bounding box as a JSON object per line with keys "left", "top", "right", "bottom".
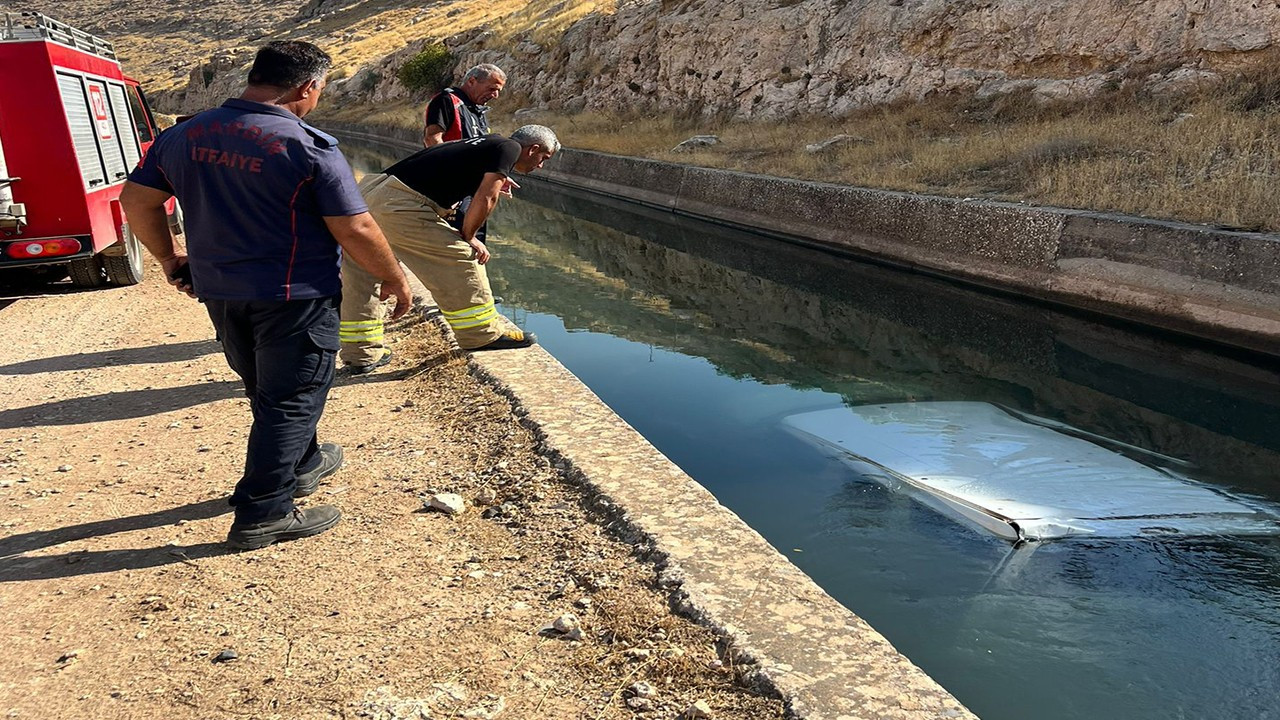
{"left": 324, "top": 213, "right": 413, "bottom": 320}
{"left": 119, "top": 181, "right": 193, "bottom": 295}
{"left": 422, "top": 93, "right": 452, "bottom": 147}
{"left": 459, "top": 172, "right": 507, "bottom": 265}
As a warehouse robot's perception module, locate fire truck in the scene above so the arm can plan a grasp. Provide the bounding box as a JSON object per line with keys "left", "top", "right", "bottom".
{"left": 0, "top": 11, "right": 178, "bottom": 288}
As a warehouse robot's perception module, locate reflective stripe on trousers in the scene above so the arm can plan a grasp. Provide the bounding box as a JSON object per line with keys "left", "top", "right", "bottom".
{"left": 339, "top": 319, "right": 384, "bottom": 344}
{"left": 442, "top": 302, "right": 497, "bottom": 330}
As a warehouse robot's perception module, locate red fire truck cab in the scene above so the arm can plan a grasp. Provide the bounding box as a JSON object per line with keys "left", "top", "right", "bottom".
{"left": 0, "top": 11, "right": 178, "bottom": 288}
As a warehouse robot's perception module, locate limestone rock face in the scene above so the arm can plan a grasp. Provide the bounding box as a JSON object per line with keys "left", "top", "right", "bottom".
{"left": 452, "top": 0, "right": 1280, "bottom": 118}
{"left": 154, "top": 0, "right": 1280, "bottom": 119}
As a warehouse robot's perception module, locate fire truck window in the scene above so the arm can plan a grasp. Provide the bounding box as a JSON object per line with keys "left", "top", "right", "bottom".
{"left": 127, "top": 87, "right": 154, "bottom": 144}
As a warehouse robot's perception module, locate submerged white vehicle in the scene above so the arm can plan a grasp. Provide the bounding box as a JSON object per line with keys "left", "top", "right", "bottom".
{"left": 784, "top": 402, "right": 1280, "bottom": 543}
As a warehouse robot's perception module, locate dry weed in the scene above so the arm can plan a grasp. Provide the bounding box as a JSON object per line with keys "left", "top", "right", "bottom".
{"left": 568, "top": 587, "right": 784, "bottom": 718}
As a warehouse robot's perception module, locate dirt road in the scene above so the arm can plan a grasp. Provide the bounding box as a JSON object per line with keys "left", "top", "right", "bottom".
{"left": 0, "top": 266, "right": 782, "bottom": 719}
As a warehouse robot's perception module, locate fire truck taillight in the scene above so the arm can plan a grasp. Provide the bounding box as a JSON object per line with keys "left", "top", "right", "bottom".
{"left": 5, "top": 238, "right": 82, "bottom": 259}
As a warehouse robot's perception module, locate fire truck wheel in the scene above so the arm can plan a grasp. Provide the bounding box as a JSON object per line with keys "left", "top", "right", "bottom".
{"left": 103, "top": 224, "right": 145, "bottom": 286}
{"left": 68, "top": 255, "right": 107, "bottom": 288}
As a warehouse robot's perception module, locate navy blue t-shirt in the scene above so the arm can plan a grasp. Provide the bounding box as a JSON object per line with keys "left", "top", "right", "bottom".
{"left": 128, "top": 99, "right": 367, "bottom": 301}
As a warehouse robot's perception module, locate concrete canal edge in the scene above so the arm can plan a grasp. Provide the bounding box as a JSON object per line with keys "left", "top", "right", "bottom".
{"left": 471, "top": 343, "right": 976, "bottom": 720}
{"left": 535, "top": 149, "right": 1280, "bottom": 359}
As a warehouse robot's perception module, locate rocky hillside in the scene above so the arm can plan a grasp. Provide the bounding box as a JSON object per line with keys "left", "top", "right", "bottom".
{"left": 492, "top": 0, "right": 1280, "bottom": 117}
{"left": 19, "top": 0, "right": 1280, "bottom": 118}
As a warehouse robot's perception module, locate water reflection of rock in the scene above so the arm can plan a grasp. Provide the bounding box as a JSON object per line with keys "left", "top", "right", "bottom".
{"left": 488, "top": 182, "right": 1280, "bottom": 492}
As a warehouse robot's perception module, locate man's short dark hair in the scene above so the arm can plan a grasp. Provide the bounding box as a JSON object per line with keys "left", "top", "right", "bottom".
{"left": 247, "top": 41, "right": 332, "bottom": 89}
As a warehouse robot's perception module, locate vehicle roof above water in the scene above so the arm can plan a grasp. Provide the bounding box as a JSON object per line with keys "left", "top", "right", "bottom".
{"left": 784, "top": 401, "right": 1280, "bottom": 542}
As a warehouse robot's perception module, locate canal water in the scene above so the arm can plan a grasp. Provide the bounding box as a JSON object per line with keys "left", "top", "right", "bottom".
{"left": 345, "top": 142, "right": 1280, "bottom": 720}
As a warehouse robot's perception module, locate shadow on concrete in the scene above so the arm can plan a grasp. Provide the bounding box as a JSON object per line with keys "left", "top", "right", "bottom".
{"left": 1, "top": 497, "right": 230, "bottom": 563}
{"left": 0, "top": 339, "right": 222, "bottom": 375}
{"left": 0, "top": 353, "right": 453, "bottom": 429}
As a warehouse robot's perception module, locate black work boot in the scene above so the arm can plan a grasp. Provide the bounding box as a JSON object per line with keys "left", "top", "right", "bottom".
{"left": 347, "top": 349, "right": 392, "bottom": 376}
{"left": 294, "top": 443, "right": 344, "bottom": 498}
{"left": 470, "top": 330, "right": 536, "bottom": 351}
{"left": 226, "top": 505, "right": 342, "bottom": 550}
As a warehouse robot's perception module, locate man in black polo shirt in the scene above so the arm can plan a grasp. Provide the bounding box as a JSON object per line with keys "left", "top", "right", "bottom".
{"left": 121, "top": 41, "right": 412, "bottom": 549}
{"left": 339, "top": 125, "right": 558, "bottom": 368}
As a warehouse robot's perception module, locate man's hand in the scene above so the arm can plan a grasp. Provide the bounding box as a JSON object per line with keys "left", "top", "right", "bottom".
{"left": 500, "top": 178, "right": 520, "bottom": 197}
{"left": 379, "top": 275, "right": 413, "bottom": 320}
{"left": 460, "top": 172, "right": 507, "bottom": 245}
{"left": 161, "top": 254, "right": 196, "bottom": 298}
{"left": 468, "top": 237, "right": 490, "bottom": 265}
{"left": 120, "top": 181, "right": 193, "bottom": 298}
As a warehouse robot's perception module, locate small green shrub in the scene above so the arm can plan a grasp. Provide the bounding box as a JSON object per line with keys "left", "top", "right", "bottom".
{"left": 398, "top": 44, "right": 454, "bottom": 93}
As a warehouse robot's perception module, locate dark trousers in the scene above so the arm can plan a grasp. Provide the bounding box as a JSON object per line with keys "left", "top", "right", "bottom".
{"left": 205, "top": 295, "right": 340, "bottom": 523}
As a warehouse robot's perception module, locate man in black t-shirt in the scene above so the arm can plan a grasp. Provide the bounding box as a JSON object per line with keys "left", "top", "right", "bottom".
{"left": 383, "top": 135, "right": 519, "bottom": 211}
{"left": 422, "top": 64, "right": 504, "bottom": 147}
{"left": 339, "top": 125, "right": 560, "bottom": 367}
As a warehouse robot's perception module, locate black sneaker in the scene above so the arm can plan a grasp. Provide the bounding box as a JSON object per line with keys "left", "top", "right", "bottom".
{"left": 347, "top": 349, "right": 392, "bottom": 375}
{"left": 294, "top": 443, "right": 344, "bottom": 498}
{"left": 226, "top": 505, "right": 342, "bottom": 550}
{"left": 470, "top": 330, "right": 536, "bottom": 351}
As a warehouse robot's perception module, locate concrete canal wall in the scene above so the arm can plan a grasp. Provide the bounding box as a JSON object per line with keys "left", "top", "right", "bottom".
{"left": 538, "top": 150, "right": 1280, "bottom": 359}
{"left": 331, "top": 122, "right": 1280, "bottom": 357}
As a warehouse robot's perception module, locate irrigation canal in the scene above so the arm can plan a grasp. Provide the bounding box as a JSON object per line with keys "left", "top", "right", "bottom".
{"left": 347, "top": 141, "right": 1280, "bottom": 720}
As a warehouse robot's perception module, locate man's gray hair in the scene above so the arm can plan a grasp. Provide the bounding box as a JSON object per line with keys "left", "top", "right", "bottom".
{"left": 510, "top": 125, "right": 560, "bottom": 154}
{"left": 464, "top": 63, "right": 506, "bottom": 83}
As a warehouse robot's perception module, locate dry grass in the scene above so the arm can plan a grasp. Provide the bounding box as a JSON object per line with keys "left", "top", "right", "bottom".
{"left": 288, "top": 0, "right": 617, "bottom": 80}
{"left": 84, "top": 0, "right": 619, "bottom": 96}
{"left": 317, "top": 76, "right": 1280, "bottom": 232}
{"left": 511, "top": 75, "right": 1280, "bottom": 232}
{"left": 491, "top": 0, "right": 618, "bottom": 46}
{"left": 325, "top": 98, "right": 422, "bottom": 130}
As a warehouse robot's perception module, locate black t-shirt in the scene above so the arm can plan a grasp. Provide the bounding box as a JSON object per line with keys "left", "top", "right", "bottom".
{"left": 385, "top": 135, "right": 519, "bottom": 208}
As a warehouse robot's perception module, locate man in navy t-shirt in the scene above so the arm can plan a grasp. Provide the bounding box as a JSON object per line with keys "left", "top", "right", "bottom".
{"left": 121, "top": 41, "right": 411, "bottom": 549}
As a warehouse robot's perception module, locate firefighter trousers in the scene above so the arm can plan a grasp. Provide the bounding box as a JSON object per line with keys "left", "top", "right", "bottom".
{"left": 339, "top": 173, "right": 506, "bottom": 365}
